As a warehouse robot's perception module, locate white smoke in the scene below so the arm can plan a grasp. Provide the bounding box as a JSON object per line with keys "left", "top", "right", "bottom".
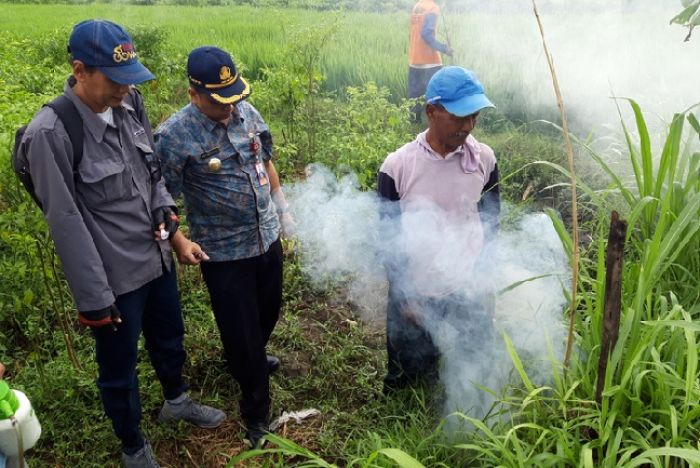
{"left": 286, "top": 164, "right": 386, "bottom": 324}
{"left": 447, "top": 0, "right": 700, "bottom": 136}
{"left": 286, "top": 166, "right": 569, "bottom": 422}
{"left": 438, "top": 211, "right": 568, "bottom": 426}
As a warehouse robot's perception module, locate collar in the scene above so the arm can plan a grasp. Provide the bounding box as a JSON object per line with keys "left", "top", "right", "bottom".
{"left": 64, "top": 79, "right": 115, "bottom": 144}
{"left": 415, "top": 130, "right": 481, "bottom": 173}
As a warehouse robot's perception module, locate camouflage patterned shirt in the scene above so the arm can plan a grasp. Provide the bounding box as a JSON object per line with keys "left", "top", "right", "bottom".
{"left": 155, "top": 101, "right": 280, "bottom": 261}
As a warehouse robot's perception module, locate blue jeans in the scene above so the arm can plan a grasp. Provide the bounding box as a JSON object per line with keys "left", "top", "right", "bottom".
{"left": 92, "top": 265, "right": 187, "bottom": 451}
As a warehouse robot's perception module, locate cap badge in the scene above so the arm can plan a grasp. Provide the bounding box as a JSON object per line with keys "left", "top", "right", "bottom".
{"left": 113, "top": 44, "right": 137, "bottom": 63}
{"left": 220, "top": 66, "right": 232, "bottom": 82}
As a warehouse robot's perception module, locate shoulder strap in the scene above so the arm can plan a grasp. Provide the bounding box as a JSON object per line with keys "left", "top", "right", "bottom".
{"left": 45, "top": 95, "right": 84, "bottom": 171}
{"left": 125, "top": 87, "right": 154, "bottom": 145}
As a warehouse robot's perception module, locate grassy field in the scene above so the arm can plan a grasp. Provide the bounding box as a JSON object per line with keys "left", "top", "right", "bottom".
{"left": 0, "top": 4, "right": 409, "bottom": 98}
{"left": 1, "top": 3, "right": 699, "bottom": 467}
{"left": 0, "top": 3, "right": 559, "bottom": 125}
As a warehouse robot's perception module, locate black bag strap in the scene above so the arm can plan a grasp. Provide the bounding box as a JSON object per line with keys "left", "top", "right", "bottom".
{"left": 45, "top": 95, "right": 84, "bottom": 171}
{"left": 128, "top": 87, "right": 149, "bottom": 131}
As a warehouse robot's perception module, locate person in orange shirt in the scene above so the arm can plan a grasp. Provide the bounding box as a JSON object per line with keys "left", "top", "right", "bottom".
{"left": 408, "top": 0, "right": 453, "bottom": 121}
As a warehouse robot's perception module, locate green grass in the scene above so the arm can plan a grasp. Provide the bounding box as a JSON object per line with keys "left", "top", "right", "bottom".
{"left": 0, "top": 3, "right": 409, "bottom": 99}
{"left": 0, "top": 2, "right": 557, "bottom": 126}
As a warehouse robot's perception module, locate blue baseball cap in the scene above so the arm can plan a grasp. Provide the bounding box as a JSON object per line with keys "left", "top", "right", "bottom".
{"left": 425, "top": 67, "right": 495, "bottom": 117}
{"left": 187, "top": 46, "right": 251, "bottom": 105}
{"left": 68, "top": 20, "right": 155, "bottom": 85}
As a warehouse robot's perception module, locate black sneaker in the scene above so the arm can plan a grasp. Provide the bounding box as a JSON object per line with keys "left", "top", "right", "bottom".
{"left": 266, "top": 355, "right": 281, "bottom": 375}
{"left": 243, "top": 420, "right": 270, "bottom": 449}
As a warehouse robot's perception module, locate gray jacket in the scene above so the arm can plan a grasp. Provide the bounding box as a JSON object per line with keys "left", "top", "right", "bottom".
{"left": 19, "top": 80, "right": 174, "bottom": 311}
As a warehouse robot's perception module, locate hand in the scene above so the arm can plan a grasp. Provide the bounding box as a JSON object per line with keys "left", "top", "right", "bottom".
{"left": 152, "top": 206, "right": 179, "bottom": 241}
{"left": 271, "top": 188, "right": 296, "bottom": 238}
{"left": 174, "top": 238, "right": 210, "bottom": 265}
{"left": 0, "top": 362, "right": 5, "bottom": 379}
{"left": 401, "top": 303, "right": 423, "bottom": 327}
{"left": 445, "top": 46, "right": 454, "bottom": 57}
{"left": 79, "top": 304, "right": 122, "bottom": 331}
{"left": 279, "top": 212, "right": 297, "bottom": 238}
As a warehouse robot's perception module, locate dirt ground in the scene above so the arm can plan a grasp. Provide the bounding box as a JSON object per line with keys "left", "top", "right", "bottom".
{"left": 157, "top": 289, "right": 386, "bottom": 467}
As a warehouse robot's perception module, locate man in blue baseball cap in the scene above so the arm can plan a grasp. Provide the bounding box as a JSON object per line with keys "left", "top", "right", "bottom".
{"left": 155, "top": 46, "right": 295, "bottom": 450}
{"left": 17, "top": 20, "right": 226, "bottom": 468}
{"left": 69, "top": 19, "right": 156, "bottom": 85}
{"left": 377, "top": 66, "right": 500, "bottom": 393}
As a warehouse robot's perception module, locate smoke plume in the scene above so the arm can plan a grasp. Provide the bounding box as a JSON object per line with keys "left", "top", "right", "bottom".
{"left": 448, "top": 0, "right": 700, "bottom": 136}
{"left": 287, "top": 166, "right": 569, "bottom": 422}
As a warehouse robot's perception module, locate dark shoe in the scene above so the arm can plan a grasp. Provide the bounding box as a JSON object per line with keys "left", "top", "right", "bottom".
{"left": 158, "top": 394, "right": 226, "bottom": 428}
{"left": 244, "top": 420, "right": 270, "bottom": 449}
{"left": 122, "top": 440, "right": 161, "bottom": 468}
{"left": 382, "top": 373, "right": 410, "bottom": 395}
{"left": 267, "top": 355, "right": 281, "bottom": 374}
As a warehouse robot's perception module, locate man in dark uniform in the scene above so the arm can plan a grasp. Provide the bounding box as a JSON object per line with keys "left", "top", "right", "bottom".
{"left": 155, "top": 46, "right": 294, "bottom": 449}
{"left": 18, "top": 20, "right": 225, "bottom": 468}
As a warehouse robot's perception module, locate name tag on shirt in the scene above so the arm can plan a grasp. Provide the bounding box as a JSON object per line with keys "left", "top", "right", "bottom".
{"left": 255, "top": 161, "right": 269, "bottom": 186}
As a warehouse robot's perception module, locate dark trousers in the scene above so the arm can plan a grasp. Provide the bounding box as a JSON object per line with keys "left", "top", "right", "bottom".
{"left": 92, "top": 265, "right": 187, "bottom": 451}
{"left": 385, "top": 285, "right": 440, "bottom": 390}
{"left": 200, "top": 239, "right": 283, "bottom": 424}
{"left": 384, "top": 287, "right": 494, "bottom": 391}
{"left": 408, "top": 65, "right": 442, "bottom": 122}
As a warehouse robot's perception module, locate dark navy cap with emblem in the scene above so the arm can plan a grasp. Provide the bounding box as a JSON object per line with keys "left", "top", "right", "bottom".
{"left": 68, "top": 19, "right": 155, "bottom": 85}
{"left": 187, "top": 46, "right": 251, "bottom": 105}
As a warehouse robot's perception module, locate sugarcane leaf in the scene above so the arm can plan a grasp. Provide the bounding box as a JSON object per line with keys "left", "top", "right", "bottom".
{"left": 497, "top": 274, "right": 554, "bottom": 296}
{"left": 628, "top": 448, "right": 700, "bottom": 466}
{"left": 688, "top": 113, "right": 700, "bottom": 137}
{"left": 670, "top": 3, "right": 700, "bottom": 24}
{"left": 376, "top": 449, "right": 425, "bottom": 468}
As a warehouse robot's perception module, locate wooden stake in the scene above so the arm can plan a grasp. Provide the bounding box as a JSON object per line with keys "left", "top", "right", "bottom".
{"left": 596, "top": 211, "right": 627, "bottom": 404}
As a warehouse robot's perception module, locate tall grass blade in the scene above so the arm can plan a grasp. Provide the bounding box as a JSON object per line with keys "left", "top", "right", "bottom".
{"left": 503, "top": 333, "right": 535, "bottom": 392}
{"left": 628, "top": 448, "right": 700, "bottom": 466}
{"left": 653, "top": 113, "right": 684, "bottom": 200}
{"left": 375, "top": 449, "right": 425, "bottom": 468}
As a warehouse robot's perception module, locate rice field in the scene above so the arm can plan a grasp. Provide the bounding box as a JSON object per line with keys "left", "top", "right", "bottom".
{"left": 0, "top": 4, "right": 409, "bottom": 97}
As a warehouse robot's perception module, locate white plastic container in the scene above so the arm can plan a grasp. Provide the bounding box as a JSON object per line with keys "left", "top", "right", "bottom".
{"left": 0, "top": 390, "right": 41, "bottom": 456}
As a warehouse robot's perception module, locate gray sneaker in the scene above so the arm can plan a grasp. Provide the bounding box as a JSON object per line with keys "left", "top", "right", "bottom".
{"left": 122, "top": 440, "right": 160, "bottom": 468}
{"left": 5, "top": 455, "right": 29, "bottom": 468}
{"left": 158, "top": 395, "right": 226, "bottom": 428}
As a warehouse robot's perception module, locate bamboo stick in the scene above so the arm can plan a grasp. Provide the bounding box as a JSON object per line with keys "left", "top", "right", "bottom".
{"left": 531, "top": 0, "right": 580, "bottom": 368}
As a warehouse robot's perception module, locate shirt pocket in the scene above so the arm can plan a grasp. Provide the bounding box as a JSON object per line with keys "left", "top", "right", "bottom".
{"left": 134, "top": 139, "right": 161, "bottom": 183}
{"left": 77, "top": 155, "right": 128, "bottom": 207}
